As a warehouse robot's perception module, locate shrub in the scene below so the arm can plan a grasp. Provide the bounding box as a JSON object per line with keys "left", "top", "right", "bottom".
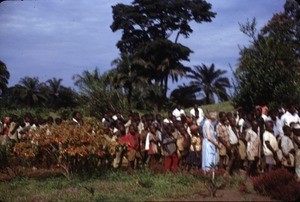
{"left": 11, "top": 120, "right": 117, "bottom": 178}
{"left": 252, "top": 168, "right": 300, "bottom": 201}
{"left": 270, "top": 180, "right": 300, "bottom": 201}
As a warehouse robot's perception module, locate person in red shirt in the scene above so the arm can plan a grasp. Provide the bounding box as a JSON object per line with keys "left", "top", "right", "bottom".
{"left": 119, "top": 125, "right": 141, "bottom": 169}
{"left": 3, "top": 117, "right": 10, "bottom": 136}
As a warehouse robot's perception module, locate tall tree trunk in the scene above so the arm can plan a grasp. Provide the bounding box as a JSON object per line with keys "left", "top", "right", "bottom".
{"left": 175, "top": 29, "right": 181, "bottom": 44}
{"left": 127, "top": 84, "right": 132, "bottom": 108}
{"left": 205, "top": 91, "right": 210, "bottom": 105}
{"left": 163, "top": 75, "right": 168, "bottom": 99}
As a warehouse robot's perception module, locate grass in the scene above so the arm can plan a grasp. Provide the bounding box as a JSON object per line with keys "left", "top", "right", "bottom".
{"left": 0, "top": 167, "right": 265, "bottom": 201}
{"left": 0, "top": 101, "right": 234, "bottom": 121}
{"left": 0, "top": 169, "right": 208, "bottom": 201}
{"left": 182, "top": 101, "right": 235, "bottom": 117}
{"left": 201, "top": 101, "right": 235, "bottom": 115}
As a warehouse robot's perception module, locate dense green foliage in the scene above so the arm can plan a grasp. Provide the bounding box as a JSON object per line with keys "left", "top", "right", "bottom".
{"left": 108, "top": 53, "right": 148, "bottom": 108}
{"left": 73, "top": 68, "right": 128, "bottom": 118}
{"left": 0, "top": 60, "right": 10, "bottom": 95}
{"left": 0, "top": 76, "right": 78, "bottom": 112}
{"left": 170, "top": 84, "right": 199, "bottom": 107}
{"left": 110, "top": 0, "right": 216, "bottom": 109}
{"left": 233, "top": 0, "right": 300, "bottom": 111}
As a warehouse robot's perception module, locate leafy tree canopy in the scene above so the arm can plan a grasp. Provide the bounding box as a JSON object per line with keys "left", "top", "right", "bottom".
{"left": 233, "top": 0, "right": 300, "bottom": 111}
{"left": 10, "top": 77, "right": 47, "bottom": 107}
{"left": 110, "top": 0, "right": 216, "bottom": 103}
{"left": 111, "top": 0, "right": 215, "bottom": 52}
{"left": 73, "top": 68, "right": 127, "bottom": 117}
{"left": 0, "top": 60, "right": 10, "bottom": 95}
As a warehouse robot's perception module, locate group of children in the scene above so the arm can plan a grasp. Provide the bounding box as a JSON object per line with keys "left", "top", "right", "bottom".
{"left": 0, "top": 103, "right": 299, "bottom": 180}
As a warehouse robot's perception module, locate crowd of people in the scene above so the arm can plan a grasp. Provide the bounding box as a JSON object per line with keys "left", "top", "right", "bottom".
{"left": 1, "top": 103, "right": 300, "bottom": 180}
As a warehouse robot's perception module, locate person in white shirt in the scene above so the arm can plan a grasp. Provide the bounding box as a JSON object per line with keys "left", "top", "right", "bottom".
{"left": 261, "top": 105, "right": 271, "bottom": 122}
{"left": 227, "top": 116, "right": 240, "bottom": 175}
{"left": 163, "top": 111, "right": 174, "bottom": 126}
{"left": 172, "top": 104, "right": 185, "bottom": 122}
{"left": 102, "top": 113, "right": 112, "bottom": 127}
{"left": 237, "top": 110, "right": 247, "bottom": 134}
{"left": 245, "top": 120, "right": 261, "bottom": 176}
{"left": 138, "top": 115, "right": 146, "bottom": 134}
{"left": 281, "top": 103, "right": 299, "bottom": 127}
{"left": 269, "top": 109, "right": 282, "bottom": 137}
{"left": 275, "top": 108, "right": 285, "bottom": 137}
{"left": 263, "top": 121, "right": 280, "bottom": 172}
{"left": 281, "top": 125, "right": 295, "bottom": 172}
{"left": 72, "top": 111, "right": 83, "bottom": 125}
{"left": 190, "top": 104, "right": 205, "bottom": 126}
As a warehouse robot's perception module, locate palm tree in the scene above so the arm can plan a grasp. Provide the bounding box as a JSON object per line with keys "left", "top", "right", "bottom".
{"left": 170, "top": 84, "right": 200, "bottom": 107}
{"left": 47, "top": 78, "right": 62, "bottom": 96}
{"left": 73, "top": 68, "right": 104, "bottom": 94}
{"left": 136, "top": 57, "right": 190, "bottom": 99}
{"left": 0, "top": 60, "right": 10, "bottom": 95}
{"left": 110, "top": 53, "right": 147, "bottom": 106}
{"left": 73, "top": 68, "right": 127, "bottom": 117}
{"left": 12, "top": 77, "right": 47, "bottom": 107}
{"left": 56, "top": 86, "right": 78, "bottom": 108}
{"left": 46, "top": 77, "right": 63, "bottom": 108}
{"left": 187, "top": 64, "right": 231, "bottom": 104}
{"left": 134, "top": 40, "right": 191, "bottom": 99}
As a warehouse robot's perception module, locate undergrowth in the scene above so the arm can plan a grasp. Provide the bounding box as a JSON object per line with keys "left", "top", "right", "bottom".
{"left": 0, "top": 168, "right": 206, "bottom": 201}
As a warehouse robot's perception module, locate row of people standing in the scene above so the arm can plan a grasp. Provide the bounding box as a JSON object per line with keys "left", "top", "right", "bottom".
{"left": 1, "top": 103, "right": 299, "bottom": 179}
{"left": 103, "top": 103, "right": 300, "bottom": 180}
{"left": 102, "top": 105, "right": 241, "bottom": 174}
{"left": 236, "top": 104, "right": 300, "bottom": 178}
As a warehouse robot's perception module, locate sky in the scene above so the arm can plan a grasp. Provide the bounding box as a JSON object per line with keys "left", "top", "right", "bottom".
{"left": 0, "top": 0, "right": 286, "bottom": 93}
